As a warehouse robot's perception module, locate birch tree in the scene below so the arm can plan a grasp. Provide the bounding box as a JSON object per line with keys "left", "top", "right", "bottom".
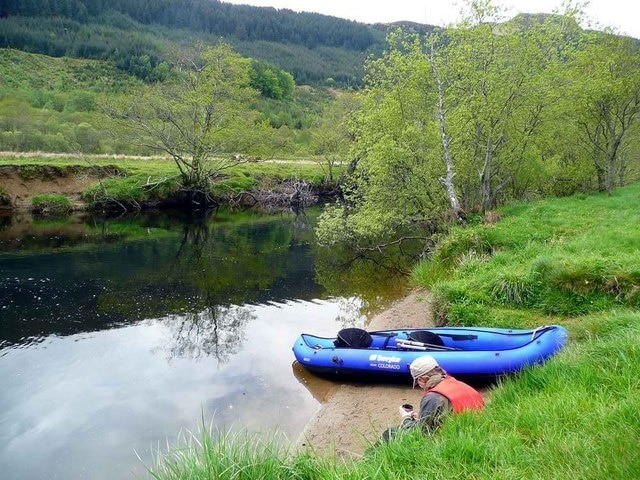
{"left": 438, "top": 3, "right": 568, "bottom": 211}
{"left": 429, "top": 39, "right": 466, "bottom": 223}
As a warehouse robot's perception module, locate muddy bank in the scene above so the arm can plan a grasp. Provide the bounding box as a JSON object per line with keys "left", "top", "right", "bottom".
{"left": 295, "top": 289, "right": 435, "bottom": 458}
{"left": 0, "top": 165, "right": 122, "bottom": 211}
{"left": 0, "top": 164, "right": 336, "bottom": 213}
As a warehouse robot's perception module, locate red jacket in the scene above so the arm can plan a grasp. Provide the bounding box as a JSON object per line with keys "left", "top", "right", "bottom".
{"left": 427, "top": 376, "right": 484, "bottom": 412}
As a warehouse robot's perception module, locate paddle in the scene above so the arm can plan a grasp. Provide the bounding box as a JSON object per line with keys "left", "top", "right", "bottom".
{"left": 395, "top": 338, "right": 460, "bottom": 351}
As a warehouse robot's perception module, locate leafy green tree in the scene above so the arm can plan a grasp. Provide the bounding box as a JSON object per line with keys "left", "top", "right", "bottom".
{"left": 434, "top": 1, "right": 571, "bottom": 212}
{"left": 316, "top": 31, "right": 444, "bottom": 249}
{"left": 310, "top": 91, "right": 358, "bottom": 183}
{"left": 249, "top": 60, "right": 295, "bottom": 99}
{"left": 570, "top": 33, "right": 640, "bottom": 193}
{"left": 109, "top": 43, "right": 271, "bottom": 204}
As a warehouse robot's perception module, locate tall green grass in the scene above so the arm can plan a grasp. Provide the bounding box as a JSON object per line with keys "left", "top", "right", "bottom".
{"left": 148, "top": 184, "right": 640, "bottom": 479}
{"left": 413, "top": 184, "right": 640, "bottom": 325}
{"left": 148, "top": 426, "right": 293, "bottom": 480}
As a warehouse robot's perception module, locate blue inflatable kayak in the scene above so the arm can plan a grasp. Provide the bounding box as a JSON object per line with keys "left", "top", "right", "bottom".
{"left": 292, "top": 324, "right": 567, "bottom": 383}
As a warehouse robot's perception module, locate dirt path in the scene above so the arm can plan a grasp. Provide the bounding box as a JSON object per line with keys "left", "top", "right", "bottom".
{"left": 295, "top": 289, "right": 434, "bottom": 458}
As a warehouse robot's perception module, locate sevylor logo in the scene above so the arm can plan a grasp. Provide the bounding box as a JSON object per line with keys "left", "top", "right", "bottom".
{"left": 369, "top": 354, "right": 401, "bottom": 363}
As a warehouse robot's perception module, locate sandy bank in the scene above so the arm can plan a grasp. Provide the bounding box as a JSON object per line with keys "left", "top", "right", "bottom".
{"left": 295, "top": 289, "right": 435, "bottom": 458}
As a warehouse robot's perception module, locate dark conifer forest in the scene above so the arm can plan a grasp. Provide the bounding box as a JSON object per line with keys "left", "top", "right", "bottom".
{"left": 0, "top": 0, "right": 430, "bottom": 85}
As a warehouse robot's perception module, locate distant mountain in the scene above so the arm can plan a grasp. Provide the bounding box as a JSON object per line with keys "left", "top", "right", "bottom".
{"left": 1, "top": 0, "right": 422, "bottom": 85}
{"left": 4, "top": 1, "right": 615, "bottom": 86}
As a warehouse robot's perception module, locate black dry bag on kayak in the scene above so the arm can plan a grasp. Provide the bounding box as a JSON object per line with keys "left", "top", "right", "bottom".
{"left": 334, "top": 328, "right": 373, "bottom": 348}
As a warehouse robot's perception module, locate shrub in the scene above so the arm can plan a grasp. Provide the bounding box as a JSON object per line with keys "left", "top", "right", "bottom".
{"left": 31, "top": 194, "right": 72, "bottom": 215}
{"left": 431, "top": 227, "right": 495, "bottom": 268}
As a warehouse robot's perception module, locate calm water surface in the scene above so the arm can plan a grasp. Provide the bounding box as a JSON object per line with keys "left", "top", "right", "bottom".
{"left": 0, "top": 210, "right": 410, "bottom": 480}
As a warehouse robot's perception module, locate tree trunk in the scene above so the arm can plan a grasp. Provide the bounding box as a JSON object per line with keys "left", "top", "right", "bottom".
{"left": 431, "top": 45, "right": 466, "bottom": 224}
{"left": 605, "top": 156, "right": 615, "bottom": 195}
{"left": 618, "top": 152, "right": 627, "bottom": 186}
{"left": 595, "top": 165, "right": 606, "bottom": 192}
{"left": 605, "top": 132, "right": 624, "bottom": 195}
{"left": 480, "top": 135, "right": 493, "bottom": 212}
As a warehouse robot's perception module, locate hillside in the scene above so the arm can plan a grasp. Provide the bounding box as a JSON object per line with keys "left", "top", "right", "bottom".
{"left": 0, "top": 48, "right": 336, "bottom": 155}
{"left": 0, "top": 48, "right": 143, "bottom": 93}
{"left": 2, "top": 1, "right": 635, "bottom": 87}
{"left": 0, "top": 0, "right": 411, "bottom": 86}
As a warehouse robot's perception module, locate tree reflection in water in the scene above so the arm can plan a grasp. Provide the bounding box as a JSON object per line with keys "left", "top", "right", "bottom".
{"left": 174, "top": 214, "right": 210, "bottom": 263}
{"left": 335, "top": 296, "right": 366, "bottom": 330}
{"left": 314, "top": 242, "right": 420, "bottom": 317}
{"left": 155, "top": 303, "right": 256, "bottom": 362}
{"left": 0, "top": 208, "right": 419, "bottom": 360}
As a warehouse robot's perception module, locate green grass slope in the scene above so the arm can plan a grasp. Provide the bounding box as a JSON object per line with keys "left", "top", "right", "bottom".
{"left": 413, "top": 184, "right": 640, "bottom": 325}
{"left": 0, "top": 48, "right": 143, "bottom": 93}
{"left": 148, "top": 184, "right": 640, "bottom": 479}
{"left": 0, "top": 49, "right": 145, "bottom": 154}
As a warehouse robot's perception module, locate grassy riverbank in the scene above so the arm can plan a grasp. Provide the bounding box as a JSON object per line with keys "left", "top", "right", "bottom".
{"left": 0, "top": 153, "right": 337, "bottom": 211}
{"left": 147, "top": 183, "right": 640, "bottom": 479}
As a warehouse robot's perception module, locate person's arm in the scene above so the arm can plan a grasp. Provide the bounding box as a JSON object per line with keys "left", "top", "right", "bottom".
{"left": 401, "top": 392, "right": 451, "bottom": 433}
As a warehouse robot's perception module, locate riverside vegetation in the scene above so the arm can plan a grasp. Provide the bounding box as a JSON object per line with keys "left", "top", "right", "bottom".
{"left": 0, "top": 45, "right": 348, "bottom": 211}
{"left": 1, "top": 0, "right": 640, "bottom": 477}
{"left": 0, "top": 154, "right": 335, "bottom": 212}
{"left": 2, "top": 3, "right": 640, "bottom": 213}
{"left": 148, "top": 183, "right": 640, "bottom": 480}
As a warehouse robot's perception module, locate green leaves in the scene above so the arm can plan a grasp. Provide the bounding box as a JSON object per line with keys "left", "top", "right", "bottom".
{"left": 249, "top": 60, "right": 295, "bottom": 99}
{"left": 568, "top": 32, "right": 640, "bottom": 193}
{"left": 112, "top": 43, "right": 272, "bottom": 195}
{"left": 318, "top": 2, "right": 640, "bottom": 250}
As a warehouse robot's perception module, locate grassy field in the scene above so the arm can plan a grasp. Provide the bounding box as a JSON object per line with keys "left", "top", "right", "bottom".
{"left": 147, "top": 183, "right": 640, "bottom": 479}
{"left": 0, "top": 152, "right": 330, "bottom": 178}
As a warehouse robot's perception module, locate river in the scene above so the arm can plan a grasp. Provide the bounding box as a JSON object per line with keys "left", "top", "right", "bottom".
{"left": 0, "top": 209, "right": 412, "bottom": 479}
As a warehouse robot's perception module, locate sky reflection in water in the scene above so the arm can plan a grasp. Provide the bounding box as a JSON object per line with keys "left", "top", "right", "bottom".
{"left": 0, "top": 211, "right": 409, "bottom": 480}
{"left": 0, "top": 298, "right": 354, "bottom": 479}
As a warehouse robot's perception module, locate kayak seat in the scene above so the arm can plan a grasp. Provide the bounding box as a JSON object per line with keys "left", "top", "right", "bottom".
{"left": 408, "top": 330, "right": 445, "bottom": 347}
{"left": 334, "top": 328, "right": 373, "bottom": 348}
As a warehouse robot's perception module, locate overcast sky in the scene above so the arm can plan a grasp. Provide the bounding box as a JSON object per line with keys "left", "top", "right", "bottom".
{"left": 222, "top": 0, "right": 640, "bottom": 39}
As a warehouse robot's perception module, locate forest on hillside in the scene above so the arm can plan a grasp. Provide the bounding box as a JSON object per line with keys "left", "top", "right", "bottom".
{"left": 0, "top": 0, "right": 377, "bottom": 48}
{"left": 0, "top": 0, "right": 402, "bottom": 85}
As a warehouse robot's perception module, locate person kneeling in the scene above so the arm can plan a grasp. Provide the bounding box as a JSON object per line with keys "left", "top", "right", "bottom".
{"left": 382, "top": 355, "right": 484, "bottom": 441}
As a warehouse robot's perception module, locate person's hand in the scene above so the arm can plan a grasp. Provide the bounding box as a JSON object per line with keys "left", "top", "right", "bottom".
{"left": 399, "top": 405, "right": 414, "bottom": 419}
